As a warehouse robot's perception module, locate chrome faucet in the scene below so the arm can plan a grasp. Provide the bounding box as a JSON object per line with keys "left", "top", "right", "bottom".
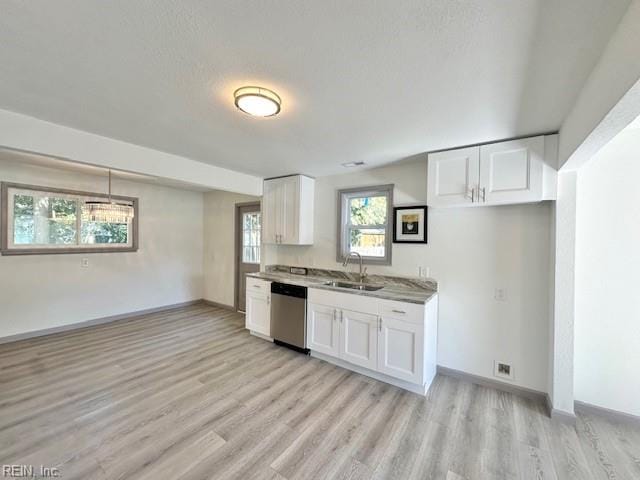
{"left": 343, "top": 252, "right": 367, "bottom": 283}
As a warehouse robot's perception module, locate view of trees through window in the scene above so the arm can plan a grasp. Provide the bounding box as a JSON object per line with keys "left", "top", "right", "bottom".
{"left": 10, "top": 190, "right": 130, "bottom": 248}
{"left": 242, "top": 212, "right": 261, "bottom": 264}
{"left": 348, "top": 195, "right": 387, "bottom": 257}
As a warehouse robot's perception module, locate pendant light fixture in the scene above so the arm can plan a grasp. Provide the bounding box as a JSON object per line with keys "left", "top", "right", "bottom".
{"left": 234, "top": 86, "right": 281, "bottom": 117}
{"left": 82, "top": 170, "right": 135, "bottom": 224}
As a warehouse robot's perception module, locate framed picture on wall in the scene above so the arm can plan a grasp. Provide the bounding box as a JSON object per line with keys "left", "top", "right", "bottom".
{"left": 392, "top": 206, "right": 427, "bottom": 244}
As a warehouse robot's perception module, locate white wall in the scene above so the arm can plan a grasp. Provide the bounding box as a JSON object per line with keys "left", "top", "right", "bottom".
{"left": 0, "top": 159, "right": 204, "bottom": 339}
{"left": 575, "top": 126, "right": 640, "bottom": 416}
{"left": 203, "top": 190, "right": 260, "bottom": 307}
{"left": 559, "top": 0, "right": 640, "bottom": 169}
{"left": 0, "top": 108, "right": 263, "bottom": 195}
{"left": 267, "top": 159, "right": 552, "bottom": 392}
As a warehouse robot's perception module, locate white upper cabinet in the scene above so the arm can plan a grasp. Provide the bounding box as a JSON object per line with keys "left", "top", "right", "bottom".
{"left": 427, "top": 134, "right": 558, "bottom": 207}
{"left": 263, "top": 175, "right": 314, "bottom": 245}
{"left": 427, "top": 146, "right": 479, "bottom": 207}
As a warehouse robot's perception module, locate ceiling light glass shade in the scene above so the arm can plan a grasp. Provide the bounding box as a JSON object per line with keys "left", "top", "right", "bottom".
{"left": 82, "top": 202, "right": 134, "bottom": 224}
{"left": 234, "top": 86, "right": 281, "bottom": 117}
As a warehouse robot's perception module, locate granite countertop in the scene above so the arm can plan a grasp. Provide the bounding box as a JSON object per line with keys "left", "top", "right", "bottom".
{"left": 246, "top": 271, "right": 437, "bottom": 305}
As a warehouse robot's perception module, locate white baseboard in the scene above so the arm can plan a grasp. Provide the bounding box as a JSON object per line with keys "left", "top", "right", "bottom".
{"left": 311, "top": 351, "right": 430, "bottom": 396}
{"left": 0, "top": 299, "right": 205, "bottom": 345}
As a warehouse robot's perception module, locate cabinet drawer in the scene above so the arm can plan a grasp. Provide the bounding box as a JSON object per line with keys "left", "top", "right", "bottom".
{"left": 246, "top": 277, "right": 271, "bottom": 296}
{"left": 379, "top": 300, "right": 424, "bottom": 324}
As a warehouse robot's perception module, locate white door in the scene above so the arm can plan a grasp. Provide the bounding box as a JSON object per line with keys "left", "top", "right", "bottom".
{"left": 245, "top": 292, "right": 270, "bottom": 336}
{"left": 279, "top": 176, "right": 299, "bottom": 244}
{"left": 479, "top": 136, "right": 544, "bottom": 205}
{"left": 378, "top": 316, "right": 423, "bottom": 384}
{"left": 262, "top": 180, "right": 279, "bottom": 244}
{"left": 340, "top": 309, "right": 378, "bottom": 370}
{"left": 427, "top": 146, "right": 480, "bottom": 207}
{"left": 307, "top": 303, "right": 340, "bottom": 357}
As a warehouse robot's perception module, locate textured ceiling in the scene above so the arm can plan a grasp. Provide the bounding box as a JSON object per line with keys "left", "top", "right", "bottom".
{"left": 0, "top": 0, "right": 631, "bottom": 178}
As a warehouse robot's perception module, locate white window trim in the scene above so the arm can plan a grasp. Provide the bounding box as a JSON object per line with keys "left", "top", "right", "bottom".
{"left": 336, "top": 184, "right": 393, "bottom": 266}
{"left": 1, "top": 182, "right": 138, "bottom": 255}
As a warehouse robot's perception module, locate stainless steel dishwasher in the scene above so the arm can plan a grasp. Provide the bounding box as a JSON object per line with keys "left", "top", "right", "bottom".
{"left": 270, "top": 282, "right": 309, "bottom": 353}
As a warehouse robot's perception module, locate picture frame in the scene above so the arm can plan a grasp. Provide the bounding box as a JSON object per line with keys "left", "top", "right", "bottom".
{"left": 392, "top": 206, "right": 427, "bottom": 244}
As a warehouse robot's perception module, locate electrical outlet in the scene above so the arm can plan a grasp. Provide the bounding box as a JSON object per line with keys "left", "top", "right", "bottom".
{"left": 494, "top": 361, "right": 515, "bottom": 381}
{"left": 494, "top": 288, "right": 507, "bottom": 301}
{"left": 418, "top": 266, "right": 430, "bottom": 278}
{"left": 81, "top": 258, "right": 89, "bottom": 268}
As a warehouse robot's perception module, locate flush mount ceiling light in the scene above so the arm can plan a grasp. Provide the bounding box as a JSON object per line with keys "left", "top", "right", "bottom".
{"left": 234, "top": 86, "right": 281, "bottom": 117}
{"left": 82, "top": 170, "right": 135, "bottom": 224}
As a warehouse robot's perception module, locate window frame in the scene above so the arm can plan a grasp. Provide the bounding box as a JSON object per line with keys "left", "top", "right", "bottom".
{"left": 336, "top": 184, "right": 393, "bottom": 266}
{"left": 1, "top": 182, "right": 139, "bottom": 256}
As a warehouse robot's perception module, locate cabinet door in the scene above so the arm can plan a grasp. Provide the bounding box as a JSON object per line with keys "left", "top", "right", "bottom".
{"left": 307, "top": 303, "right": 340, "bottom": 357}
{"left": 378, "top": 316, "right": 423, "bottom": 384}
{"left": 479, "top": 136, "right": 544, "bottom": 205}
{"left": 427, "top": 147, "right": 480, "bottom": 207}
{"left": 262, "top": 180, "right": 279, "bottom": 244}
{"left": 279, "top": 175, "right": 299, "bottom": 244}
{"left": 340, "top": 309, "right": 378, "bottom": 370}
{"left": 245, "top": 292, "right": 270, "bottom": 336}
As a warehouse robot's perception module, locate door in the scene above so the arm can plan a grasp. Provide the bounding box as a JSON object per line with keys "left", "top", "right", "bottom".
{"left": 479, "top": 136, "right": 544, "bottom": 205}
{"left": 245, "top": 292, "right": 270, "bottom": 336}
{"left": 340, "top": 309, "right": 378, "bottom": 370}
{"left": 378, "top": 316, "right": 424, "bottom": 384}
{"left": 307, "top": 303, "right": 340, "bottom": 357}
{"left": 427, "top": 146, "right": 480, "bottom": 207}
{"left": 236, "top": 203, "right": 261, "bottom": 312}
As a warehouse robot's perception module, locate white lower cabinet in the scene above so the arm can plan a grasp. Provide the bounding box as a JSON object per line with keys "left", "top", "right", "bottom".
{"left": 307, "top": 289, "right": 438, "bottom": 395}
{"left": 308, "top": 303, "right": 340, "bottom": 356}
{"left": 378, "top": 316, "right": 423, "bottom": 384}
{"left": 340, "top": 309, "right": 378, "bottom": 370}
{"left": 245, "top": 278, "right": 271, "bottom": 337}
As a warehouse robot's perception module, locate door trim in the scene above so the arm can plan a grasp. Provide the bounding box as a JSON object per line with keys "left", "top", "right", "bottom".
{"left": 234, "top": 201, "right": 261, "bottom": 312}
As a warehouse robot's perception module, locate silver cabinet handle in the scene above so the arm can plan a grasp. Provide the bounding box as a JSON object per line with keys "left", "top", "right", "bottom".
{"left": 391, "top": 309, "right": 406, "bottom": 314}
{"left": 253, "top": 285, "right": 261, "bottom": 288}
{"left": 340, "top": 310, "right": 343, "bottom": 323}
{"left": 471, "top": 187, "right": 475, "bottom": 203}
{"left": 378, "top": 317, "right": 382, "bottom": 332}
{"left": 481, "top": 187, "right": 486, "bottom": 202}
{"left": 333, "top": 309, "right": 337, "bottom": 322}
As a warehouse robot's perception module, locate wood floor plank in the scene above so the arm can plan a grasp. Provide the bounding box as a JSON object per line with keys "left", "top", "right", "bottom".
{"left": 1, "top": 304, "right": 639, "bottom": 480}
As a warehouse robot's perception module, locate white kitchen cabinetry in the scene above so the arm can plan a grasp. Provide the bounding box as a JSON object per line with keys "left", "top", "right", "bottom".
{"left": 245, "top": 278, "right": 271, "bottom": 337}
{"left": 308, "top": 303, "right": 340, "bottom": 357}
{"left": 378, "top": 316, "right": 423, "bottom": 384}
{"left": 426, "top": 146, "right": 479, "bottom": 207}
{"left": 340, "top": 309, "right": 378, "bottom": 370}
{"left": 263, "top": 175, "right": 314, "bottom": 245}
{"left": 307, "top": 289, "right": 438, "bottom": 395}
{"left": 427, "top": 134, "right": 558, "bottom": 207}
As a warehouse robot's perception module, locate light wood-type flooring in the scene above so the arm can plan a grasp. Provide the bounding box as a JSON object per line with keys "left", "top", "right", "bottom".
{"left": 1, "top": 304, "right": 639, "bottom": 479}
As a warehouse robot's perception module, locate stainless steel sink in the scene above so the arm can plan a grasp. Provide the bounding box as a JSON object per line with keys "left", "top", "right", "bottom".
{"left": 322, "top": 280, "right": 384, "bottom": 291}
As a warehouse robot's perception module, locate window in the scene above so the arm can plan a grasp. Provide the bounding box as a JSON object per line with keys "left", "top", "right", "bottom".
{"left": 337, "top": 184, "right": 393, "bottom": 265}
{"left": 1, "top": 182, "right": 138, "bottom": 255}
{"left": 242, "top": 211, "right": 261, "bottom": 264}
